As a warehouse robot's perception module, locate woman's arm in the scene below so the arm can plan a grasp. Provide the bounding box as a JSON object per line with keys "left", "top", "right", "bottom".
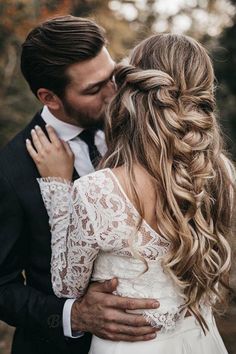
{"left": 38, "top": 177, "right": 99, "bottom": 298}
{"left": 26, "top": 125, "right": 99, "bottom": 298}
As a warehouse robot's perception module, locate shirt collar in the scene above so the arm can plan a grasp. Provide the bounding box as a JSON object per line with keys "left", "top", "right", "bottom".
{"left": 41, "top": 106, "right": 83, "bottom": 141}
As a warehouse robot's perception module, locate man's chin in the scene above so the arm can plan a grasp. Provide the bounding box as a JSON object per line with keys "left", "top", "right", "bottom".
{"left": 81, "top": 114, "right": 105, "bottom": 130}
{"left": 69, "top": 115, "right": 104, "bottom": 130}
{"left": 92, "top": 119, "right": 105, "bottom": 130}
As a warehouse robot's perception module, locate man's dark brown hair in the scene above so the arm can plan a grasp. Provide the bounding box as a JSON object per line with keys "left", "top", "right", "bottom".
{"left": 21, "top": 15, "right": 106, "bottom": 98}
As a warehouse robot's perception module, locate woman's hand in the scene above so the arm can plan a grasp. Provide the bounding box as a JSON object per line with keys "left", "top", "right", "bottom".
{"left": 26, "top": 125, "right": 74, "bottom": 180}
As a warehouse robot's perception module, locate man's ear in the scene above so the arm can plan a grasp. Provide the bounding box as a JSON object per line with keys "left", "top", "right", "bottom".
{"left": 37, "top": 88, "right": 62, "bottom": 110}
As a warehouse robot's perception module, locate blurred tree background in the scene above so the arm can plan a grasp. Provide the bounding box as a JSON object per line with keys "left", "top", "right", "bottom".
{"left": 0, "top": 0, "right": 236, "bottom": 157}
{"left": 0, "top": 0, "right": 235, "bottom": 353}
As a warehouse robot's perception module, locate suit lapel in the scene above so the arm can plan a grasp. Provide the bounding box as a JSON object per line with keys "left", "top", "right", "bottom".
{"left": 72, "top": 168, "right": 80, "bottom": 181}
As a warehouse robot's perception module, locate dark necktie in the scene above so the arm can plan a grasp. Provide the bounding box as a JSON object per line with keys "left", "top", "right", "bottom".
{"left": 79, "top": 129, "right": 102, "bottom": 168}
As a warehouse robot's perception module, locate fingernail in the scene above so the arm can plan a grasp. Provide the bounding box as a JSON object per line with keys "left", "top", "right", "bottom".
{"left": 149, "top": 333, "right": 156, "bottom": 339}
{"left": 35, "top": 125, "right": 40, "bottom": 130}
{"left": 152, "top": 301, "right": 159, "bottom": 308}
{"left": 109, "top": 278, "right": 117, "bottom": 288}
{"left": 26, "top": 139, "right": 30, "bottom": 144}
{"left": 31, "top": 129, "right": 35, "bottom": 133}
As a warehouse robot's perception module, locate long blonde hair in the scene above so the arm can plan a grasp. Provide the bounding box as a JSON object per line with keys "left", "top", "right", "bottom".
{"left": 100, "top": 34, "right": 235, "bottom": 330}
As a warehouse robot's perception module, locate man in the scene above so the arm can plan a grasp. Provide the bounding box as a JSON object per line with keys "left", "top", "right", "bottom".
{"left": 0, "top": 16, "right": 159, "bottom": 354}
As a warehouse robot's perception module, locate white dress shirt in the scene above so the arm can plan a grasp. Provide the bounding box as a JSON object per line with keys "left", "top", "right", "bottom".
{"left": 41, "top": 106, "right": 107, "bottom": 176}
{"left": 41, "top": 105, "right": 107, "bottom": 337}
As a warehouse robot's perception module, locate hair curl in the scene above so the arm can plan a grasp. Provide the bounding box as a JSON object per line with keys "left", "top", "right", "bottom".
{"left": 101, "top": 34, "right": 235, "bottom": 331}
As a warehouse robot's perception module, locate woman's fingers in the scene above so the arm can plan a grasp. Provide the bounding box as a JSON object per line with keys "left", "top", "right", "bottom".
{"left": 46, "top": 125, "right": 61, "bottom": 147}
{"left": 33, "top": 125, "right": 70, "bottom": 152}
{"left": 26, "top": 139, "right": 38, "bottom": 163}
{"left": 34, "top": 125, "right": 51, "bottom": 149}
{"left": 31, "top": 128, "right": 43, "bottom": 152}
{"left": 26, "top": 124, "right": 74, "bottom": 179}
{"left": 31, "top": 125, "right": 63, "bottom": 155}
{"left": 62, "top": 140, "right": 74, "bottom": 158}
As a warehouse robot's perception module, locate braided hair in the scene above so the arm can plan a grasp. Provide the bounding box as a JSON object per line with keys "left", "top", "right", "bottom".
{"left": 101, "top": 34, "right": 235, "bottom": 331}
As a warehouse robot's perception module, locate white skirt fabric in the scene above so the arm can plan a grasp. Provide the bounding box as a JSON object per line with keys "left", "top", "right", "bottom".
{"left": 88, "top": 314, "right": 228, "bottom": 354}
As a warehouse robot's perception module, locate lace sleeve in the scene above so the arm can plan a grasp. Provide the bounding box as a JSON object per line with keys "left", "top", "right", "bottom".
{"left": 37, "top": 177, "right": 99, "bottom": 299}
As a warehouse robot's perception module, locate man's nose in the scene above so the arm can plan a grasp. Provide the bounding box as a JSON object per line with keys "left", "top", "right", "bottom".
{"left": 103, "top": 80, "right": 117, "bottom": 103}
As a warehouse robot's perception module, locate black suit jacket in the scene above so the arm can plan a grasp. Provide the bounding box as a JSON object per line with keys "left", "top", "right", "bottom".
{"left": 0, "top": 113, "right": 91, "bottom": 354}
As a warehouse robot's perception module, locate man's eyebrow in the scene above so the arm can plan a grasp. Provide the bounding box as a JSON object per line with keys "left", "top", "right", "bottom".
{"left": 83, "top": 70, "right": 115, "bottom": 92}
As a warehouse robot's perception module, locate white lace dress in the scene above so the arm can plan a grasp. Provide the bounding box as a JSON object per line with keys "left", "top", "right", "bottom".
{"left": 38, "top": 168, "right": 228, "bottom": 354}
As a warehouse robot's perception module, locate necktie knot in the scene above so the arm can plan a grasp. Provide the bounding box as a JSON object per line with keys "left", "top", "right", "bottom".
{"left": 79, "top": 129, "right": 102, "bottom": 168}
{"left": 79, "top": 129, "right": 95, "bottom": 146}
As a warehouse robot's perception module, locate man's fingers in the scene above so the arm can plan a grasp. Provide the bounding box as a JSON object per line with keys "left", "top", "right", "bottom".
{"left": 101, "top": 331, "right": 157, "bottom": 342}
{"left": 26, "top": 139, "right": 38, "bottom": 162}
{"left": 105, "top": 323, "right": 157, "bottom": 336}
{"left": 104, "top": 309, "right": 153, "bottom": 327}
{"left": 104, "top": 295, "right": 159, "bottom": 311}
{"left": 89, "top": 280, "right": 159, "bottom": 311}
{"left": 90, "top": 278, "right": 118, "bottom": 294}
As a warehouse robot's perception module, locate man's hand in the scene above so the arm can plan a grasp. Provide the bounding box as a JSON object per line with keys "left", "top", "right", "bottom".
{"left": 71, "top": 278, "right": 160, "bottom": 341}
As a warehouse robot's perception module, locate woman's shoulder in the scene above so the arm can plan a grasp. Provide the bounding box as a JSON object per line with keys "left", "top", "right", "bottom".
{"left": 73, "top": 168, "right": 115, "bottom": 197}
{"left": 75, "top": 168, "right": 111, "bottom": 184}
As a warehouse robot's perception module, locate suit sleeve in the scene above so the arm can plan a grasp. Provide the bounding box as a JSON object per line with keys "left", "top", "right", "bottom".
{"left": 0, "top": 171, "right": 66, "bottom": 342}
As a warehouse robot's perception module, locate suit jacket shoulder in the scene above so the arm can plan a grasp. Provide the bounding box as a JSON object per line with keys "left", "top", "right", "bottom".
{"left": 0, "top": 112, "right": 45, "bottom": 181}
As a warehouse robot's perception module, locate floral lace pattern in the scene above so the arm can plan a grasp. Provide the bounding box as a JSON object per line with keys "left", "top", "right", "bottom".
{"left": 38, "top": 168, "right": 187, "bottom": 331}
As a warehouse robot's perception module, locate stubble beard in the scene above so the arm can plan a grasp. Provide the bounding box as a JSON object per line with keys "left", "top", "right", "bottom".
{"left": 62, "top": 98, "right": 105, "bottom": 130}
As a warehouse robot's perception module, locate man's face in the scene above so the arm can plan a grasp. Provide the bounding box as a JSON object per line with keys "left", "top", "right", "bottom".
{"left": 61, "top": 47, "right": 116, "bottom": 129}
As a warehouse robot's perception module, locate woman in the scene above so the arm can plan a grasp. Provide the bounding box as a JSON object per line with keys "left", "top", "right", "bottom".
{"left": 27, "top": 34, "right": 235, "bottom": 353}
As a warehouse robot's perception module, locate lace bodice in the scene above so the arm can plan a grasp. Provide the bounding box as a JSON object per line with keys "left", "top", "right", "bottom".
{"left": 38, "top": 168, "right": 187, "bottom": 331}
